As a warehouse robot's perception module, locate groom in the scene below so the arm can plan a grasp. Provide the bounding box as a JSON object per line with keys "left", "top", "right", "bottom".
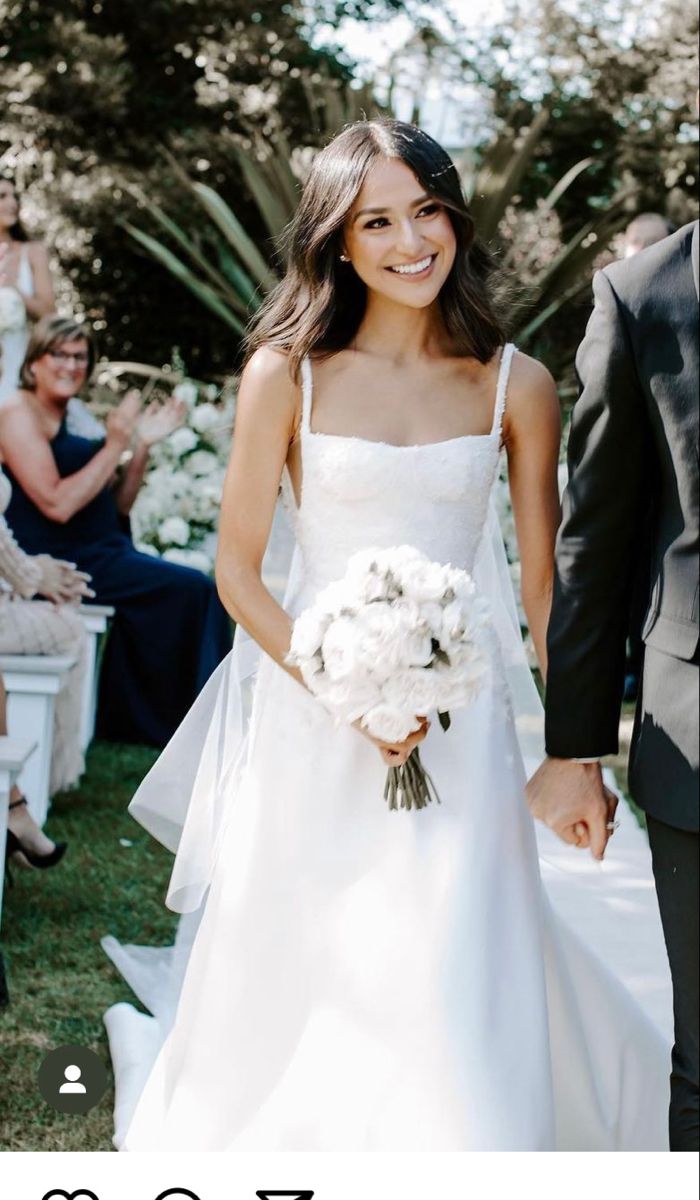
{"left": 528, "top": 220, "right": 699, "bottom": 1151}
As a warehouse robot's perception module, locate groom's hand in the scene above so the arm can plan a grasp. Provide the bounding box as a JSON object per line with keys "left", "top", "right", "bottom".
{"left": 526, "top": 758, "right": 617, "bottom": 861}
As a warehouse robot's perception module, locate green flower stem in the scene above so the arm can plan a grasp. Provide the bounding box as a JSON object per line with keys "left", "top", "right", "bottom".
{"left": 383, "top": 747, "right": 441, "bottom": 812}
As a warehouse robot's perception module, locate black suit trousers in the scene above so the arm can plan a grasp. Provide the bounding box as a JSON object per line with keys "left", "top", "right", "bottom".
{"left": 647, "top": 813, "right": 699, "bottom": 1151}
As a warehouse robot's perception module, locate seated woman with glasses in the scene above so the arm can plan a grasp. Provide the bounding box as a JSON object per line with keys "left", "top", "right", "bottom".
{"left": 0, "top": 316, "right": 232, "bottom": 748}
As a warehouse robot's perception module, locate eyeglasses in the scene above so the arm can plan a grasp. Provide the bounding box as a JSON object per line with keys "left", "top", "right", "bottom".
{"left": 47, "top": 350, "right": 90, "bottom": 366}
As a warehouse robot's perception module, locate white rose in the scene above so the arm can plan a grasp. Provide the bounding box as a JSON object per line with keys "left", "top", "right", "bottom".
{"left": 288, "top": 606, "right": 332, "bottom": 662}
{"left": 362, "top": 704, "right": 420, "bottom": 744}
{"left": 168, "top": 427, "right": 199, "bottom": 458}
{"left": 135, "top": 541, "right": 160, "bottom": 557}
{"left": 353, "top": 604, "right": 411, "bottom": 675}
{"left": 173, "top": 379, "right": 198, "bottom": 408}
{"left": 381, "top": 667, "right": 441, "bottom": 716}
{"left": 392, "top": 604, "right": 434, "bottom": 667}
{"left": 398, "top": 559, "right": 451, "bottom": 603}
{"left": 321, "top": 616, "right": 362, "bottom": 681}
{"left": 190, "top": 403, "right": 221, "bottom": 434}
{"left": 158, "top": 515, "right": 190, "bottom": 547}
{"left": 186, "top": 449, "right": 220, "bottom": 477}
{"left": 433, "top": 655, "right": 488, "bottom": 707}
{"left": 314, "top": 675, "right": 382, "bottom": 725}
{"left": 314, "top": 578, "right": 360, "bottom": 619}
{"left": 439, "top": 598, "right": 469, "bottom": 647}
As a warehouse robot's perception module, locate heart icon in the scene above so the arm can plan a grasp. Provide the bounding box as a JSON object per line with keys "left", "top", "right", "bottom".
{"left": 42, "top": 1190, "right": 101, "bottom": 1200}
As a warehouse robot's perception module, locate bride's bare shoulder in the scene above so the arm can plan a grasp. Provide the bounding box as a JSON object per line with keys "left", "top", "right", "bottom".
{"left": 240, "top": 346, "right": 299, "bottom": 394}
{"left": 505, "top": 349, "right": 560, "bottom": 433}
{"left": 236, "top": 347, "right": 300, "bottom": 432}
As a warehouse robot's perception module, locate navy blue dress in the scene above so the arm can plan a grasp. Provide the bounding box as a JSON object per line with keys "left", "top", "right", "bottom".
{"left": 4, "top": 423, "right": 232, "bottom": 747}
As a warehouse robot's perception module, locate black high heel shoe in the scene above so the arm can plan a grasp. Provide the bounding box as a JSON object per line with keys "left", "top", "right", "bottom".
{"left": 4, "top": 798, "right": 67, "bottom": 872}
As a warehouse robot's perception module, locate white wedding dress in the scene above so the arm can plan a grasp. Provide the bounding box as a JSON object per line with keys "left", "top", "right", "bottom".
{"left": 104, "top": 345, "right": 669, "bottom": 1151}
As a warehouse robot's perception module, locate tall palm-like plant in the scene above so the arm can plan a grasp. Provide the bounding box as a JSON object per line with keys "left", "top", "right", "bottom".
{"left": 462, "top": 109, "right": 630, "bottom": 345}
{"left": 123, "top": 74, "right": 383, "bottom": 335}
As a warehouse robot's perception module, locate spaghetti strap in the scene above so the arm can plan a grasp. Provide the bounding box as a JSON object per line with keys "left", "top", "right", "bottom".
{"left": 491, "top": 342, "right": 516, "bottom": 440}
{"left": 300, "top": 356, "right": 313, "bottom": 434}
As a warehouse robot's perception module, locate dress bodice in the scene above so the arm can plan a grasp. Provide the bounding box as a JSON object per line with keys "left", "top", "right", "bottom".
{"left": 16, "top": 244, "right": 33, "bottom": 305}
{"left": 281, "top": 345, "right": 515, "bottom": 605}
{"left": 0, "top": 246, "right": 32, "bottom": 405}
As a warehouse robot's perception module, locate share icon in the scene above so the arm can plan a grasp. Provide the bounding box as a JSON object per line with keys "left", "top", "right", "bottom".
{"left": 256, "top": 1192, "right": 314, "bottom": 1199}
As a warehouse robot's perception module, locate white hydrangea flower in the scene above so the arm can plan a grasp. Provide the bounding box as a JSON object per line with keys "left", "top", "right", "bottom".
{"left": 168, "top": 427, "right": 199, "bottom": 458}
{"left": 186, "top": 449, "right": 220, "bottom": 477}
{"left": 190, "top": 403, "right": 221, "bottom": 435}
{"left": 173, "top": 379, "right": 198, "bottom": 408}
{"left": 158, "top": 515, "right": 191, "bottom": 547}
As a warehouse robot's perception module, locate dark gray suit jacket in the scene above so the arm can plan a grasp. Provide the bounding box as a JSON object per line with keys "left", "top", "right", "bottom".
{"left": 545, "top": 221, "right": 699, "bottom": 831}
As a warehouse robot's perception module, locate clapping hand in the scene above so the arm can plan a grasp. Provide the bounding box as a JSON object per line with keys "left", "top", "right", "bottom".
{"left": 526, "top": 757, "right": 619, "bottom": 861}
{"left": 106, "top": 388, "right": 143, "bottom": 451}
{"left": 35, "top": 555, "right": 95, "bottom": 606}
{"left": 137, "top": 395, "right": 187, "bottom": 448}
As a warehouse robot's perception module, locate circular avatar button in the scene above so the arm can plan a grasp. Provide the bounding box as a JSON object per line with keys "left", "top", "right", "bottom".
{"left": 37, "top": 1045, "right": 109, "bottom": 1115}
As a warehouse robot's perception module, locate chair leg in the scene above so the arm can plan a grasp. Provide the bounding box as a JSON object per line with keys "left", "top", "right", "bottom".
{"left": 0, "top": 948, "right": 9, "bottom": 1007}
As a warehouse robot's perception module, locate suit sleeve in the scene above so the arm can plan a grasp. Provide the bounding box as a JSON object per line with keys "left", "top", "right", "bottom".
{"left": 544, "top": 269, "right": 649, "bottom": 758}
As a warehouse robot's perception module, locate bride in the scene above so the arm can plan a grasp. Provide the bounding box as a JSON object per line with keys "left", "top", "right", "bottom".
{"left": 104, "top": 119, "right": 668, "bottom": 1151}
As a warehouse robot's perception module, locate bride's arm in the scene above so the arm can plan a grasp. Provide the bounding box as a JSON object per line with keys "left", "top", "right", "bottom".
{"left": 502, "top": 352, "right": 562, "bottom": 679}
{"left": 215, "top": 347, "right": 305, "bottom": 683}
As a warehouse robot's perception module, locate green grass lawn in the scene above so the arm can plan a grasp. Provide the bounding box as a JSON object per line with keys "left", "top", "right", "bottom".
{"left": 0, "top": 742, "right": 177, "bottom": 1151}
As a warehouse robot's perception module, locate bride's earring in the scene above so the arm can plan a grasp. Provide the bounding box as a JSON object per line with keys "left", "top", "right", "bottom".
{"left": 339, "top": 253, "right": 350, "bottom": 263}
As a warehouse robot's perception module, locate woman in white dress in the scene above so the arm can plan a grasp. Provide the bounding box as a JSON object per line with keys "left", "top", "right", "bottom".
{"left": 0, "top": 175, "right": 103, "bottom": 437}
{"left": 0, "top": 176, "right": 54, "bottom": 404}
{"left": 104, "top": 120, "right": 669, "bottom": 1151}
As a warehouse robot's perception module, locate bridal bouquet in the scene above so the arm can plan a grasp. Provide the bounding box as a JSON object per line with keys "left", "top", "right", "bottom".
{"left": 0, "top": 287, "right": 26, "bottom": 335}
{"left": 287, "top": 546, "right": 492, "bottom": 811}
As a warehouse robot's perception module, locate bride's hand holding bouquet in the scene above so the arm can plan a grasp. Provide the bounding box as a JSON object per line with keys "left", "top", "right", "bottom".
{"left": 287, "top": 545, "right": 492, "bottom": 811}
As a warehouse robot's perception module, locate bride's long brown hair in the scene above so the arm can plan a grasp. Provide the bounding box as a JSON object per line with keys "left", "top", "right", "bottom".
{"left": 246, "top": 120, "right": 506, "bottom": 380}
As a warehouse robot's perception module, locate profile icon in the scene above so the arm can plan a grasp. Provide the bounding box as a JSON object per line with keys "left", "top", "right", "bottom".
{"left": 38, "top": 1044, "right": 108, "bottom": 1114}
{"left": 59, "top": 1064, "right": 87, "bottom": 1095}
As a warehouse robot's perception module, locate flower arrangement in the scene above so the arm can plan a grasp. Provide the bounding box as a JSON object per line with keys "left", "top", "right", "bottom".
{"left": 287, "top": 545, "right": 492, "bottom": 811}
{"left": 130, "top": 377, "right": 234, "bottom": 573}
